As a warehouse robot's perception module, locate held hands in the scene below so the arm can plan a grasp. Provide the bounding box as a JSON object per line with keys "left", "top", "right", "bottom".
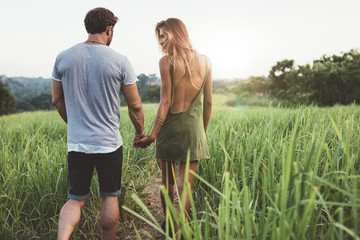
{"left": 133, "top": 132, "right": 147, "bottom": 149}
{"left": 133, "top": 117, "right": 163, "bottom": 149}
{"left": 133, "top": 134, "right": 155, "bottom": 149}
{"left": 133, "top": 132, "right": 154, "bottom": 149}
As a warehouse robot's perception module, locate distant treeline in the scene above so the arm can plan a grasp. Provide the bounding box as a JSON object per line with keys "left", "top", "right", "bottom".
{"left": 1, "top": 49, "right": 360, "bottom": 116}
{"left": 224, "top": 49, "right": 360, "bottom": 106}
{"left": 0, "top": 74, "right": 160, "bottom": 116}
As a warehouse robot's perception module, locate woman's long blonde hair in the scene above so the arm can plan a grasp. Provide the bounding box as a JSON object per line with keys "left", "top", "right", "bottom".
{"left": 155, "top": 18, "right": 196, "bottom": 80}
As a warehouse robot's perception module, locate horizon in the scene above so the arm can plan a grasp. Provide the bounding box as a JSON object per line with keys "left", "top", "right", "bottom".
{"left": 3, "top": 46, "right": 359, "bottom": 81}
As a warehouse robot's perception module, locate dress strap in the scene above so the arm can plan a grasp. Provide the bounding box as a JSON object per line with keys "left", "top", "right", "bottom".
{"left": 201, "top": 56, "right": 209, "bottom": 90}
{"left": 170, "top": 64, "right": 175, "bottom": 111}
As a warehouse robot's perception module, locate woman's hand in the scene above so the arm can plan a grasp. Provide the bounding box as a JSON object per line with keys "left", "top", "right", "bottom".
{"left": 134, "top": 136, "right": 155, "bottom": 149}
{"left": 133, "top": 133, "right": 147, "bottom": 149}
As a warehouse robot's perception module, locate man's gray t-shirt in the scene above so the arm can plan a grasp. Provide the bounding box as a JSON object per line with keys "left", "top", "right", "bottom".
{"left": 52, "top": 43, "right": 137, "bottom": 154}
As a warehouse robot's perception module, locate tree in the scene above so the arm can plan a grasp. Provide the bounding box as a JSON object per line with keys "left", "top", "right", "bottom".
{"left": 16, "top": 99, "right": 35, "bottom": 112}
{"left": 30, "top": 94, "right": 53, "bottom": 110}
{"left": 136, "top": 74, "right": 150, "bottom": 95}
{"left": 141, "top": 85, "right": 161, "bottom": 103}
{"left": 0, "top": 77, "right": 16, "bottom": 116}
{"left": 309, "top": 50, "right": 360, "bottom": 105}
{"left": 267, "top": 49, "right": 360, "bottom": 106}
{"left": 269, "top": 59, "right": 295, "bottom": 92}
{"left": 247, "top": 76, "right": 267, "bottom": 94}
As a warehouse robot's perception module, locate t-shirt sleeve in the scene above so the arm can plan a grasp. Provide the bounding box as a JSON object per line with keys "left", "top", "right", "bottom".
{"left": 51, "top": 57, "right": 62, "bottom": 82}
{"left": 121, "top": 56, "right": 138, "bottom": 86}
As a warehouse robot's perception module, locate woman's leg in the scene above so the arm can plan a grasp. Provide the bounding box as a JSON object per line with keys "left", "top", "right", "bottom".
{"left": 177, "top": 161, "right": 198, "bottom": 218}
{"left": 159, "top": 159, "right": 176, "bottom": 218}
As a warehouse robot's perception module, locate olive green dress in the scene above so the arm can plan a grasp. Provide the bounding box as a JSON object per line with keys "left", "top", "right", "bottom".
{"left": 156, "top": 63, "right": 210, "bottom": 162}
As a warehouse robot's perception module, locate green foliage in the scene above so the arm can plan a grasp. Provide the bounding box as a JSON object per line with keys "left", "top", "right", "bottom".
{"left": 230, "top": 49, "right": 360, "bottom": 107}
{"left": 141, "top": 85, "right": 161, "bottom": 103}
{"left": 0, "top": 77, "right": 16, "bottom": 116}
{"left": 213, "top": 79, "right": 241, "bottom": 94}
{"left": 137, "top": 74, "right": 161, "bottom": 103}
{"left": 30, "top": 94, "right": 53, "bottom": 110}
{"left": 137, "top": 73, "right": 160, "bottom": 96}
{"left": 3, "top": 77, "right": 51, "bottom": 100}
{"left": 137, "top": 73, "right": 151, "bottom": 95}
{"left": 16, "top": 99, "right": 35, "bottom": 112}
{"left": 245, "top": 76, "right": 268, "bottom": 94}
{"left": 121, "top": 74, "right": 160, "bottom": 106}
{"left": 3, "top": 76, "right": 52, "bottom": 112}
{"left": 268, "top": 49, "right": 360, "bottom": 106}
{"left": 309, "top": 50, "right": 360, "bottom": 105}
{"left": 269, "top": 59, "right": 296, "bottom": 96}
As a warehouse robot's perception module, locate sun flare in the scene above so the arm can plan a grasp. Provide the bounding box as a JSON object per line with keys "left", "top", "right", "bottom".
{"left": 195, "top": 33, "right": 257, "bottom": 79}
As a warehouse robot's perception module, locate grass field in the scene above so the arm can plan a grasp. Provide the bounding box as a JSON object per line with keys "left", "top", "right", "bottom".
{"left": 0, "top": 95, "right": 359, "bottom": 239}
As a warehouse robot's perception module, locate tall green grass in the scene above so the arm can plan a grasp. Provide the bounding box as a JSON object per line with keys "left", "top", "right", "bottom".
{"left": 126, "top": 104, "right": 360, "bottom": 239}
{"left": 1, "top": 102, "right": 359, "bottom": 239}
{"left": 0, "top": 108, "right": 156, "bottom": 239}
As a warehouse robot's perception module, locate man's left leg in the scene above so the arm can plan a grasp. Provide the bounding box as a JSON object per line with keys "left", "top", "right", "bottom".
{"left": 95, "top": 146, "right": 123, "bottom": 240}
{"left": 57, "top": 199, "right": 87, "bottom": 240}
{"left": 58, "top": 151, "right": 94, "bottom": 240}
{"left": 100, "top": 196, "right": 119, "bottom": 240}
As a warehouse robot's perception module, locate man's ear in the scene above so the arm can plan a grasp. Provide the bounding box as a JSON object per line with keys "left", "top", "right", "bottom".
{"left": 106, "top": 26, "right": 111, "bottom": 36}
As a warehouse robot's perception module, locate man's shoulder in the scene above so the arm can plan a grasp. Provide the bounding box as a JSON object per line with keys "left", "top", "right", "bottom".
{"left": 56, "top": 43, "right": 83, "bottom": 58}
{"left": 105, "top": 47, "right": 127, "bottom": 60}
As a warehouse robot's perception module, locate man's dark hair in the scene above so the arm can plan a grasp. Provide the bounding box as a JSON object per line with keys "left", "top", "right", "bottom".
{"left": 84, "top": 7, "right": 118, "bottom": 34}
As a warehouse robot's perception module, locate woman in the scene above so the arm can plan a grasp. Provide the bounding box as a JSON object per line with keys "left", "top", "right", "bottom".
{"left": 135, "top": 18, "right": 212, "bottom": 232}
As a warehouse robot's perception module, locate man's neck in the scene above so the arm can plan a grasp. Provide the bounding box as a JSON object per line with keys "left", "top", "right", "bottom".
{"left": 86, "top": 33, "right": 107, "bottom": 45}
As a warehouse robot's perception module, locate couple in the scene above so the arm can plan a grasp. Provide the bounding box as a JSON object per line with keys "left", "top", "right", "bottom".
{"left": 52, "top": 7, "right": 212, "bottom": 240}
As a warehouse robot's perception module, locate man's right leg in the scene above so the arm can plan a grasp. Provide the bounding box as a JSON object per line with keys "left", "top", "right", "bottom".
{"left": 57, "top": 199, "right": 86, "bottom": 240}
{"left": 100, "top": 196, "right": 119, "bottom": 240}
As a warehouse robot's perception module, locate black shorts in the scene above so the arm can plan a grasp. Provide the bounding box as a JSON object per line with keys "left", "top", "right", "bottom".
{"left": 67, "top": 146, "right": 123, "bottom": 200}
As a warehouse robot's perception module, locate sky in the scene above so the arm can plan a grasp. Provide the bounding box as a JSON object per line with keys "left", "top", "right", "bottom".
{"left": 0, "top": 0, "right": 359, "bottom": 80}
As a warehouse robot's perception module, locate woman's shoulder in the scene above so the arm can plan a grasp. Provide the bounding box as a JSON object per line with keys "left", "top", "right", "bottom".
{"left": 195, "top": 53, "right": 212, "bottom": 70}
{"left": 159, "top": 55, "right": 170, "bottom": 65}
{"left": 198, "top": 53, "right": 211, "bottom": 65}
{"left": 159, "top": 55, "right": 172, "bottom": 72}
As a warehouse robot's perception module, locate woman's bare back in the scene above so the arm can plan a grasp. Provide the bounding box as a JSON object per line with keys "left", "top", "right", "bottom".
{"left": 171, "top": 53, "right": 208, "bottom": 113}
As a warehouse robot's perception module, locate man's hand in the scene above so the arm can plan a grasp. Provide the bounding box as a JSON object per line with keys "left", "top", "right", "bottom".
{"left": 133, "top": 135, "right": 155, "bottom": 149}
{"left": 133, "top": 132, "right": 147, "bottom": 149}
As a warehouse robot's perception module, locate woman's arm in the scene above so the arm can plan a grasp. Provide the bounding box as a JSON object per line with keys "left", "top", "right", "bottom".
{"left": 203, "top": 57, "right": 212, "bottom": 133}
{"left": 135, "top": 56, "right": 172, "bottom": 147}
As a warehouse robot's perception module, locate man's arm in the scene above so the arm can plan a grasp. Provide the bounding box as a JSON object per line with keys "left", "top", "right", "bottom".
{"left": 121, "top": 83, "right": 145, "bottom": 137}
{"left": 52, "top": 79, "right": 67, "bottom": 123}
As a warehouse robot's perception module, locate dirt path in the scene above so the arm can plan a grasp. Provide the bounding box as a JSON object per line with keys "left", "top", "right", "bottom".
{"left": 118, "top": 175, "right": 165, "bottom": 240}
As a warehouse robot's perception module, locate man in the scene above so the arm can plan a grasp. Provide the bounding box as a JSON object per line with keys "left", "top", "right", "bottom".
{"left": 52, "top": 7, "right": 146, "bottom": 240}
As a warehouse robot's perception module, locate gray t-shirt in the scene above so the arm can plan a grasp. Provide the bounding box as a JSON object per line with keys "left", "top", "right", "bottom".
{"left": 52, "top": 43, "right": 137, "bottom": 153}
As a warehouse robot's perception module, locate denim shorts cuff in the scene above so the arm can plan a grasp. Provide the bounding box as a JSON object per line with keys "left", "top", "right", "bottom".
{"left": 69, "top": 192, "right": 91, "bottom": 200}
{"left": 100, "top": 188, "right": 121, "bottom": 196}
